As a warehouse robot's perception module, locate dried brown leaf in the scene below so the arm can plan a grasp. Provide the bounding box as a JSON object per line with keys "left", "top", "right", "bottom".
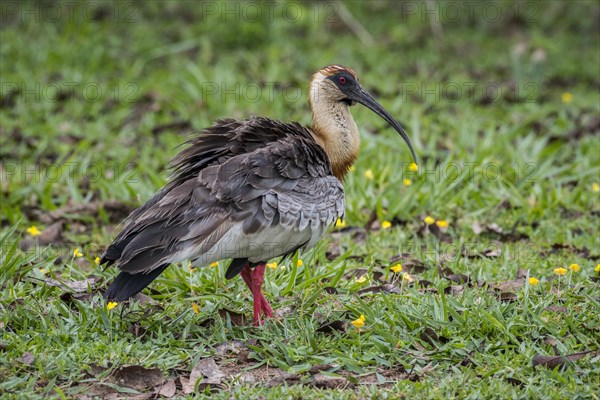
{"left": 60, "top": 292, "right": 93, "bottom": 304}
{"left": 532, "top": 351, "right": 595, "bottom": 369}
{"left": 179, "top": 376, "right": 194, "bottom": 395}
{"left": 181, "top": 358, "right": 225, "bottom": 393}
{"left": 316, "top": 320, "right": 346, "bottom": 334}
{"left": 506, "top": 377, "right": 524, "bottom": 387}
{"left": 481, "top": 248, "right": 502, "bottom": 258}
{"left": 112, "top": 365, "right": 165, "bottom": 391}
{"left": 497, "top": 292, "right": 518, "bottom": 302}
{"left": 419, "top": 327, "right": 449, "bottom": 346}
{"left": 157, "top": 379, "right": 176, "bottom": 398}
{"left": 419, "top": 327, "right": 439, "bottom": 346}
{"left": 472, "top": 221, "right": 529, "bottom": 241}
{"left": 444, "top": 285, "right": 464, "bottom": 296}
{"left": 45, "top": 275, "right": 102, "bottom": 293}
{"left": 490, "top": 278, "right": 526, "bottom": 292}
{"left": 9, "top": 299, "right": 24, "bottom": 309}
{"left": 357, "top": 284, "right": 401, "bottom": 295}
{"left": 190, "top": 358, "right": 224, "bottom": 385}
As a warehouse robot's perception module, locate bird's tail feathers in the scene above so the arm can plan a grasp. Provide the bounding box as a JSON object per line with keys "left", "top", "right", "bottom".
{"left": 104, "top": 264, "right": 169, "bottom": 302}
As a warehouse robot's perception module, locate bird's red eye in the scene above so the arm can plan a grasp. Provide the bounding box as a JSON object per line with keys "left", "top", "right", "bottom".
{"left": 339, "top": 76, "right": 347, "bottom": 84}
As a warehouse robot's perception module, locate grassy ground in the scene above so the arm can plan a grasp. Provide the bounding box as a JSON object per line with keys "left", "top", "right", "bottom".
{"left": 1, "top": 1, "right": 599, "bottom": 399}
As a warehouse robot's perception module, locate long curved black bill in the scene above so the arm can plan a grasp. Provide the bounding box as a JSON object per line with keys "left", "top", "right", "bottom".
{"left": 353, "top": 87, "right": 417, "bottom": 164}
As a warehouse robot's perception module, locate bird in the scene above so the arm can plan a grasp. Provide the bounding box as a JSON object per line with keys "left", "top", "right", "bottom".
{"left": 101, "top": 64, "right": 417, "bottom": 325}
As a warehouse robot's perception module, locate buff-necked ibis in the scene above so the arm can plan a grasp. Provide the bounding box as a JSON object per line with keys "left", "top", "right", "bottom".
{"left": 101, "top": 65, "right": 417, "bottom": 325}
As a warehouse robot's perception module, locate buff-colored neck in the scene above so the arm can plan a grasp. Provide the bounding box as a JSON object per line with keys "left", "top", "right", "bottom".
{"left": 308, "top": 74, "right": 360, "bottom": 180}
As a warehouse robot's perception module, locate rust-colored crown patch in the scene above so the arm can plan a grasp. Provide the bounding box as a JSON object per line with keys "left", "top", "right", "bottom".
{"left": 318, "top": 64, "right": 358, "bottom": 79}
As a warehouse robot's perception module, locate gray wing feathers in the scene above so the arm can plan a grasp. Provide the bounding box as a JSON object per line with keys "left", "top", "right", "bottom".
{"left": 102, "top": 117, "right": 344, "bottom": 275}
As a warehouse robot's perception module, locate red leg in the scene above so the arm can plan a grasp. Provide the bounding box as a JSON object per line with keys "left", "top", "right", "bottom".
{"left": 240, "top": 264, "right": 273, "bottom": 325}
{"left": 240, "top": 265, "right": 253, "bottom": 288}
{"left": 250, "top": 264, "right": 273, "bottom": 325}
{"left": 250, "top": 264, "right": 273, "bottom": 324}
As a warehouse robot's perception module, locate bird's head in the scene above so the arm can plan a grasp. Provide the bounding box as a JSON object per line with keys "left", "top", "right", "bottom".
{"left": 309, "top": 64, "right": 417, "bottom": 164}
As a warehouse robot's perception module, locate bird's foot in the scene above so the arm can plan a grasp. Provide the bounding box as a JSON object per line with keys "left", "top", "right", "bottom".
{"left": 253, "top": 292, "right": 273, "bottom": 325}
{"left": 241, "top": 264, "right": 273, "bottom": 326}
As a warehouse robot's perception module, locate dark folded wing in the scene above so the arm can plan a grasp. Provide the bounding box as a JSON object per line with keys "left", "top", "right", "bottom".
{"left": 101, "top": 117, "right": 344, "bottom": 275}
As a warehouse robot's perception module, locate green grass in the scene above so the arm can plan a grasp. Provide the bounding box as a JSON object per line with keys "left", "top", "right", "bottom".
{"left": 1, "top": 1, "right": 599, "bottom": 398}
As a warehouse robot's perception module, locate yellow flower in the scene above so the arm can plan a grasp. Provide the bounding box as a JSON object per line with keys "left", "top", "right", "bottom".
{"left": 436, "top": 220, "right": 449, "bottom": 229}
{"left": 408, "top": 163, "right": 418, "bottom": 172}
{"left": 553, "top": 267, "right": 567, "bottom": 276}
{"left": 335, "top": 218, "right": 346, "bottom": 228}
{"left": 94, "top": 257, "right": 100, "bottom": 265}
{"left": 364, "top": 169, "right": 374, "bottom": 180}
{"left": 424, "top": 216, "right": 435, "bottom": 225}
{"left": 568, "top": 263, "right": 580, "bottom": 272}
{"left": 355, "top": 275, "right": 367, "bottom": 284}
{"left": 381, "top": 220, "right": 392, "bottom": 229}
{"left": 266, "top": 262, "right": 278, "bottom": 270}
{"left": 528, "top": 277, "right": 539, "bottom": 286}
{"left": 595, "top": 264, "right": 600, "bottom": 273}
{"left": 39, "top": 268, "right": 47, "bottom": 274}
{"left": 26, "top": 226, "right": 41, "bottom": 237}
{"left": 349, "top": 165, "right": 356, "bottom": 172}
{"left": 561, "top": 92, "right": 573, "bottom": 104}
{"left": 73, "top": 248, "right": 83, "bottom": 257}
{"left": 296, "top": 259, "right": 303, "bottom": 267}
{"left": 402, "top": 273, "right": 414, "bottom": 283}
{"left": 390, "top": 264, "right": 403, "bottom": 273}
{"left": 209, "top": 262, "right": 219, "bottom": 268}
{"left": 192, "top": 303, "right": 200, "bottom": 314}
{"left": 107, "top": 301, "right": 118, "bottom": 310}
{"left": 351, "top": 314, "right": 365, "bottom": 329}
{"left": 403, "top": 178, "right": 412, "bottom": 186}
{"left": 592, "top": 183, "right": 600, "bottom": 192}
